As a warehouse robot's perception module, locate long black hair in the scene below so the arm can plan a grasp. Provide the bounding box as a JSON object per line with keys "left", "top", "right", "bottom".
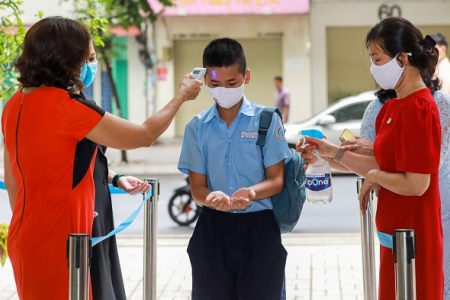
{"left": 365, "top": 17, "right": 440, "bottom": 103}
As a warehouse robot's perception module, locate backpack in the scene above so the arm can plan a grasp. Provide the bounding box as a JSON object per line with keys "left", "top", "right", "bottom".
{"left": 256, "top": 107, "right": 307, "bottom": 233}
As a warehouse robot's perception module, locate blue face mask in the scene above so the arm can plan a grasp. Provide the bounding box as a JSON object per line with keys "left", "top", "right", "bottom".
{"left": 79, "top": 61, "right": 98, "bottom": 88}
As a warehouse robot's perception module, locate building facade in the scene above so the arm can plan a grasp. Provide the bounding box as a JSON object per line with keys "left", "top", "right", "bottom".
{"left": 310, "top": 0, "right": 450, "bottom": 113}
{"left": 150, "top": 0, "right": 310, "bottom": 136}
{"left": 4, "top": 0, "right": 450, "bottom": 138}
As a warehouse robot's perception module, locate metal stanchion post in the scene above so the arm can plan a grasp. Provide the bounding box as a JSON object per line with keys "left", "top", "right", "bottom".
{"left": 356, "top": 177, "right": 377, "bottom": 300}
{"left": 143, "top": 178, "right": 159, "bottom": 300}
{"left": 67, "top": 233, "right": 91, "bottom": 300}
{"left": 393, "top": 229, "right": 416, "bottom": 300}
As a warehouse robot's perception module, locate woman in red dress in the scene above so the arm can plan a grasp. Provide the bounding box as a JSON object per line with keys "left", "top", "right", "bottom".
{"left": 298, "top": 17, "right": 443, "bottom": 299}
{"left": 2, "top": 17, "right": 202, "bottom": 299}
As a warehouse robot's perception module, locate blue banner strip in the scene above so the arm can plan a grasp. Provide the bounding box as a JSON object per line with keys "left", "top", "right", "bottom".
{"left": 367, "top": 200, "right": 393, "bottom": 249}
{"left": 108, "top": 184, "right": 127, "bottom": 194}
{"left": 91, "top": 186, "right": 153, "bottom": 246}
{"left": 377, "top": 231, "right": 393, "bottom": 249}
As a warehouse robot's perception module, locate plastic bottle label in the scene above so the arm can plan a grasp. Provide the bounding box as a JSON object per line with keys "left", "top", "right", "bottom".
{"left": 305, "top": 174, "right": 331, "bottom": 191}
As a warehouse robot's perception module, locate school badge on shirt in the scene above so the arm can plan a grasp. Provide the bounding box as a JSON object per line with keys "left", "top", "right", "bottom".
{"left": 275, "top": 124, "right": 286, "bottom": 141}
{"left": 241, "top": 131, "right": 258, "bottom": 139}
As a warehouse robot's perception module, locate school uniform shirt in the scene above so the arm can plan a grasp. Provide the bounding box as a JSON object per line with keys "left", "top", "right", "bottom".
{"left": 178, "top": 96, "right": 291, "bottom": 213}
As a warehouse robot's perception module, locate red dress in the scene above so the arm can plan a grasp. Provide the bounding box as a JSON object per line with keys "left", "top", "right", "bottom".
{"left": 1, "top": 87, "right": 104, "bottom": 299}
{"left": 374, "top": 88, "right": 443, "bottom": 299}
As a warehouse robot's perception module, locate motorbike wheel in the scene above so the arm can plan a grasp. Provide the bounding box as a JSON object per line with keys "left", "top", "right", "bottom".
{"left": 168, "top": 191, "right": 201, "bottom": 226}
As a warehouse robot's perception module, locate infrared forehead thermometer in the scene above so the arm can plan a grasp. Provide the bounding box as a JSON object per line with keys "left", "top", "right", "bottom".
{"left": 191, "top": 67, "right": 206, "bottom": 79}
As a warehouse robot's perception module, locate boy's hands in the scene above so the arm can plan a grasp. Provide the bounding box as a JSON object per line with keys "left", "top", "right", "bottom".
{"left": 205, "top": 188, "right": 256, "bottom": 211}
{"left": 206, "top": 191, "right": 232, "bottom": 212}
{"left": 230, "top": 188, "right": 256, "bottom": 210}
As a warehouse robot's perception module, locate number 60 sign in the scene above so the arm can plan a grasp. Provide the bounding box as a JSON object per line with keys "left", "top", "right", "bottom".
{"left": 378, "top": 4, "right": 402, "bottom": 20}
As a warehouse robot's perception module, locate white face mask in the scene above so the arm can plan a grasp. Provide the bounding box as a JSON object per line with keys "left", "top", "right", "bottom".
{"left": 206, "top": 80, "right": 245, "bottom": 109}
{"left": 370, "top": 54, "right": 405, "bottom": 90}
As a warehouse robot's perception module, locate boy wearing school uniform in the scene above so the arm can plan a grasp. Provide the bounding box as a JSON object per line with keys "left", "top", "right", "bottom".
{"left": 178, "top": 37, "right": 291, "bottom": 300}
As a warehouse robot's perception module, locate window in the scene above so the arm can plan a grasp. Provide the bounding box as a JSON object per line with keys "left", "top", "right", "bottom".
{"left": 330, "top": 101, "right": 371, "bottom": 123}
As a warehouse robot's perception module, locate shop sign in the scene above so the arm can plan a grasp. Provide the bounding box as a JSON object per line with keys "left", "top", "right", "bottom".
{"left": 157, "top": 67, "right": 168, "bottom": 81}
{"left": 147, "top": 0, "right": 309, "bottom": 15}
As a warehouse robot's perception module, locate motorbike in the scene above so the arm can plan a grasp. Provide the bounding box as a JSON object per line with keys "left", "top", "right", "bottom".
{"left": 168, "top": 176, "right": 202, "bottom": 226}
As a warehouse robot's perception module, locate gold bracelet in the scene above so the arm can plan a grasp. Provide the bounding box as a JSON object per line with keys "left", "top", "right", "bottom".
{"left": 332, "top": 148, "right": 345, "bottom": 162}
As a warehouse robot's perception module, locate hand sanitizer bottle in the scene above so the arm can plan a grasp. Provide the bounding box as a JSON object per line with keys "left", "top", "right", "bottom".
{"left": 300, "top": 129, "right": 333, "bottom": 204}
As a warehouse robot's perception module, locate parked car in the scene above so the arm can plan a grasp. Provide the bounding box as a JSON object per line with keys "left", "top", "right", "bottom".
{"left": 284, "top": 90, "right": 377, "bottom": 148}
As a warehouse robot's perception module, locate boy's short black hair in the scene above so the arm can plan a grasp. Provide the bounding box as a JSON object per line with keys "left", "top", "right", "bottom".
{"left": 202, "top": 38, "right": 246, "bottom": 75}
{"left": 430, "top": 32, "right": 448, "bottom": 47}
{"left": 274, "top": 76, "right": 283, "bottom": 81}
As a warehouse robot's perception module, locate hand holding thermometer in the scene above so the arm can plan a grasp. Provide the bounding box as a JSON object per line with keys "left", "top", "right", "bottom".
{"left": 191, "top": 67, "right": 206, "bottom": 80}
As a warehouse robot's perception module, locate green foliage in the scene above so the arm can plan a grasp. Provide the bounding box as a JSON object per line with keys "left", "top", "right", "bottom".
{"left": 67, "top": 0, "right": 174, "bottom": 42}
{"left": 103, "top": 0, "right": 173, "bottom": 25}
{"left": 0, "top": 223, "right": 8, "bottom": 266}
{"left": 69, "top": 0, "right": 110, "bottom": 48}
{"left": 0, "top": 0, "right": 43, "bottom": 101}
{"left": 65, "top": 0, "right": 175, "bottom": 75}
{"left": 0, "top": 0, "right": 25, "bottom": 101}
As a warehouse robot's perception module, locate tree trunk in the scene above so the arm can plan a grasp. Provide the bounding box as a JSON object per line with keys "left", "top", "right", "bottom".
{"left": 100, "top": 47, "right": 128, "bottom": 163}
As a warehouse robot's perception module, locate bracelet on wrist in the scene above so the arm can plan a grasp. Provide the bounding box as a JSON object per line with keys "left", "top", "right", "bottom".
{"left": 112, "top": 173, "right": 125, "bottom": 188}
{"left": 332, "top": 148, "right": 345, "bottom": 162}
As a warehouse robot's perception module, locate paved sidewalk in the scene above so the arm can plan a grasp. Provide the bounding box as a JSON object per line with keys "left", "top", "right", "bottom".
{"left": 102, "top": 138, "right": 186, "bottom": 176}
{"left": 0, "top": 233, "right": 380, "bottom": 300}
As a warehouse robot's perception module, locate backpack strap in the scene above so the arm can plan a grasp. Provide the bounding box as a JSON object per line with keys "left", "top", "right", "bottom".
{"left": 256, "top": 106, "right": 282, "bottom": 148}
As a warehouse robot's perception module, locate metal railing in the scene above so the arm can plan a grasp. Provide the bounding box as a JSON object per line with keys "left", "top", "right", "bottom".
{"left": 143, "top": 178, "right": 159, "bottom": 300}
{"left": 67, "top": 234, "right": 91, "bottom": 300}
{"left": 394, "top": 229, "right": 416, "bottom": 300}
{"left": 67, "top": 178, "right": 159, "bottom": 300}
{"left": 356, "top": 177, "right": 417, "bottom": 300}
{"left": 356, "top": 177, "right": 377, "bottom": 300}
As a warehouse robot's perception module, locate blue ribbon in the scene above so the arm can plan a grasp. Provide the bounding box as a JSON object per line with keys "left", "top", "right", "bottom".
{"left": 377, "top": 231, "right": 393, "bottom": 249}
{"left": 108, "top": 184, "right": 127, "bottom": 194}
{"left": 91, "top": 186, "right": 153, "bottom": 246}
{"left": 366, "top": 199, "right": 393, "bottom": 249}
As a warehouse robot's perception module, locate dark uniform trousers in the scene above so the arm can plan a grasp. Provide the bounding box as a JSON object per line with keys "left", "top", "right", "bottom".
{"left": 188, "top": 207, "right": 287, "bottom": 300}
